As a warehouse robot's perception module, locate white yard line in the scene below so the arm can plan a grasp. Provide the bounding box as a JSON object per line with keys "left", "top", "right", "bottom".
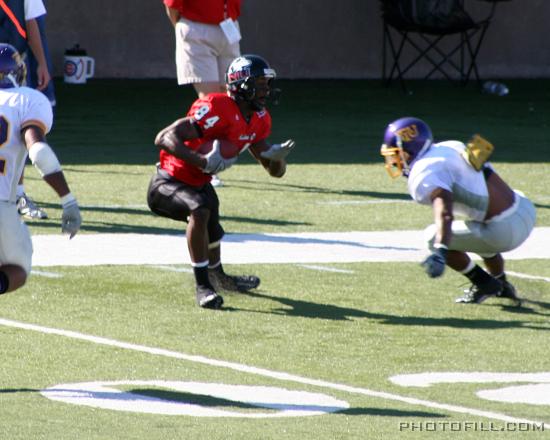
{"left": 317, "top": 200, "right": 412, "bottom": 205}
{"left": 298, "top": 264, "right": 354, "bottom": 274}
{"left": 30, "top": 270, "right": 62, "bottom": 278}
{"left": 0, "top": 317, "right": 547, "bottom": 428}
{"left": 31, "top": 227, "right": 550, "bottom": 267}
{"left": 507, "top": 271, "right": 550, "bottom": 283}
{"left": 151, "top": 265, "right": 194, "bottom": 273}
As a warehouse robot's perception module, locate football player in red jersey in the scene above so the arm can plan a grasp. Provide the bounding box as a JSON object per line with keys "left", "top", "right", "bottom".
{"left": 147, "top": 54, "right": 295, "bottom": 309}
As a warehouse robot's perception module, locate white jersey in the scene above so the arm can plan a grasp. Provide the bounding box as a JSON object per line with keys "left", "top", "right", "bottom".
{"left": 0, "top": 86, "right": 53, "bottom": 203}
{"left": 407, "top": 140, "right": 489, "bottom": 221}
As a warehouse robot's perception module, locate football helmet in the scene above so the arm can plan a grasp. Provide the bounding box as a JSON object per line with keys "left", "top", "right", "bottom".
{"left": 380, "top": 117, "right": 433, "bottom": 178}
{"left": 0, "top": 43, "right": 26, "bottom": 89}
{"left": 226, "top": 54, "right": 278, "bottom": 111}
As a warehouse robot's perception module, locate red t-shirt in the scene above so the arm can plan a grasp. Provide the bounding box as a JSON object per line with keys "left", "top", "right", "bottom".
{"left": 163, "top": 0, "right": 241, "bottom": 24}
{"left": 159, "top": 93, "right": 272, "bottom": 187}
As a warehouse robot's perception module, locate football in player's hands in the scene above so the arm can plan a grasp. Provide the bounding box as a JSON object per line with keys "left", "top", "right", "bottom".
{"left": 198, "top": 139, "right": 240, "bottom": 159}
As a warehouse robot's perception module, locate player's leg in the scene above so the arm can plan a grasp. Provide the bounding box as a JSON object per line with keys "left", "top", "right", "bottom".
{"left": 205, "top": 184, "right": 260, "bottom": 293}
{"left": 480, "top": 253, "right": 521, "bottom": 304}
{"left": 193, "top": 82, "right": 225, "bottom": 99}
{"left": 425, "top": 222, "right": 502, "bottom": 303}
{"left": 146, "top": 171, "right": 222, "bottom": 308}
{"left": 0, "top": 203, "right": 33, "bottom": 294}
{"left": 0, "top": 264, "right": 28, "bottom": 293}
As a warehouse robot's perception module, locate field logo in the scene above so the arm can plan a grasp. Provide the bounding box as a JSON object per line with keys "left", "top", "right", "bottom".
{"left": 41, "top": 380, "right": 349, "bottom": 417}
{"left": 390, "top": 372, "right": 550, "bottom": 405}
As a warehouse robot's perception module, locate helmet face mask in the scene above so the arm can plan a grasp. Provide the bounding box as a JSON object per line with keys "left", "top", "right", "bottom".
{"left": 380, "top": 117, "right": 433, "bottom": 178}
{"left": 226, "top": 54, "right": 277, "bottom": 111}
{"left": 381, "top": 138, "right": 410, "bottom": 178}
{"left": 0, "top": 43, "right": 26, "bottom": 89}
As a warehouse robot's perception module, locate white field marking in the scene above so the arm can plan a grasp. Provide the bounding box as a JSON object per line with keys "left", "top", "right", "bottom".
{"left": 0, "top": 317, "right": 548, "bottom": 428}
{"left": 390, "top": 372, "right": 550, "bottom": 407}
{"left": 30, "top": 270, "right": 62, "bottom": 278}
{"left": 80, "top": 204, "right": 149, "bottom": 210}
{"left": 390, "top": 372, "right": 550, "bottom": 388}
{"left": 151, "top": 265, "right": 193, "bottom": 274}
{"left": 298, "top": 264, "right": 354, "bottom": 274}
{"left": 30, "top": 227, "right": 550, "bottom": 267}
{"left": 41, "top": 380, "right": 349, "bottom": 417}
{"left": 507, "top": 271, "right": 550, "bottom": 283}
{"left": 478, "top": 384, "right": 550, "bottom": 406}
{"left": 317, "top": 200, "right": 412, "bottom": 205}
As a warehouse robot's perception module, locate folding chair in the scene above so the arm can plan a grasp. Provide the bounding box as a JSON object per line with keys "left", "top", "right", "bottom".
{"left": 381, "top": 0, "right": 509, "bottom": 92}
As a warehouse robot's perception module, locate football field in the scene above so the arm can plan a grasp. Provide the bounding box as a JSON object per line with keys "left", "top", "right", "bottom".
{"left": 1, "top": 79, "right": 549, "bottom": 439}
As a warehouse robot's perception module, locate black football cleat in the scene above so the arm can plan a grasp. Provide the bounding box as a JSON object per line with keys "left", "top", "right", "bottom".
{"left": 497, "top": 280, "right": 522, "bottom": 307}
{"left": 195, "top": 285, "right": 224, "bottom": 309}
{"left": 209, "top": 268, "right": 260, "bottom": 293}
{"left": 456, "top": 278, "right": 503, "bottom": 304}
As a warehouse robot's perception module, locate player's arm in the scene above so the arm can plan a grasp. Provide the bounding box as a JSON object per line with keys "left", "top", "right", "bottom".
{"left": 430, "top": 187, "right": 454, "bottom": 248}
{"left": 420, "top": 187, "right": 454, "bottom": 278}
{"left": 25, "top": 18, "right": 50, "bottom": 91}
{"left": 249, "top": 139, "right": 292, "bottom": 178}
{"left": 154, "top": 117, "right": 208, "bottom": 168}
{"left": 22, "top": 125, "right": 81, "bottom": 238}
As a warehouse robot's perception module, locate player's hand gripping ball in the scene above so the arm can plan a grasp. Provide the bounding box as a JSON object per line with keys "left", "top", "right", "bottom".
{"left": 200, "top": 139, "right": 239, "bottom": 174}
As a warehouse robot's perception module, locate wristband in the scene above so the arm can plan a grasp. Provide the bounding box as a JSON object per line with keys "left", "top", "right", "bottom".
{"left": 60, "top": 193, "right": 76, "bottom": 205}
{"left": 434, "top": 243, "right": 448, "bottom": 250}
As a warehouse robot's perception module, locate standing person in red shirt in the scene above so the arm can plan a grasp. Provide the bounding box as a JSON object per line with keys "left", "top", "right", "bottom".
{"left": 163, "top": 0, "right": 242, "bottom": 187}
{"left": 147, "top": 54, "right": 295, "bottom": 309}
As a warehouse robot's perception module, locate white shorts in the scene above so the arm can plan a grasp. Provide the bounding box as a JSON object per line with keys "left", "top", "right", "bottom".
{"left": 174, "top": 18, "right": 241, "bottom": 85}
{"left": 0, "top": 201, "right": 33, "bottom": 274}
{"left": 425, "top": 192, "right": 536, "bottom": 257}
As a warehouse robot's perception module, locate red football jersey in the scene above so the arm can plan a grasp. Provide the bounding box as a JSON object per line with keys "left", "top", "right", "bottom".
{"left": 159, "top": 93, "right": 272, "bottom": 187}
{"left": 163, "top": 0, "right": 241, "bottom": 23}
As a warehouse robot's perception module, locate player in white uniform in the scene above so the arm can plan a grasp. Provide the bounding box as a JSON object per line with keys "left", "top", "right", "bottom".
{"left": 380, "top": 117, "right": 536, "bottom": 305}
{"left": 0, "top": 43, "right": 81, "bottom": 295}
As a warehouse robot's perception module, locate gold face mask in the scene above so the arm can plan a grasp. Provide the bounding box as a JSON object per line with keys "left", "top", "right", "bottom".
{"left": 380, "top": 137, "right": 409, "bottom": 178}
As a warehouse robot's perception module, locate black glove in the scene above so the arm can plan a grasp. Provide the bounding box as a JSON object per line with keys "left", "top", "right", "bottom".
{"left": 421, "top": 246, "right": 447, "bottom": 278}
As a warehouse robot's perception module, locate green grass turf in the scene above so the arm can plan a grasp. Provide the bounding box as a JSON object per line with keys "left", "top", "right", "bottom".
{"left": 1, "top": 262, "right": 549, "bottom": 439}
{"left": 1, "top": 79, "right": 549, "bottom": 439}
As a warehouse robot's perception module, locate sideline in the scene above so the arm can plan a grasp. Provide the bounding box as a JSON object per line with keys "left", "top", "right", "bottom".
{"left": 0, "top": 317, "right": 547, "bottom": 428}
{"left": 32, "top": 227, "right": 550, "bottom": 267}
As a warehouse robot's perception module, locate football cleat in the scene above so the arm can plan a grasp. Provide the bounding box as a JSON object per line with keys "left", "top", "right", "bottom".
{"left": 195, "top": 285, "right": 224, "bottom": 309}
{"left": 497, "top": 279, "right": 522, "bottom": 306}
{"left": 209, "top": 268, "right": 260, "bottom": 293}
{"left": 455, "top": 278, "right": 502, "bottom": 304}
{"left": 210, "top": 174, "right": 223, "bottom": 187}
{"left": 17, "top": 193, "right": 48, "bottom": 219}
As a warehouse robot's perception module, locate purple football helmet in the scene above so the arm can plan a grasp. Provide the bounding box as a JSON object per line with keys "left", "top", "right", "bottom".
{"left": 380, "top": 117, "right": 433, "bottom": 178}
{"left": 0, "top": 43, "right": 26, "bottom": 89}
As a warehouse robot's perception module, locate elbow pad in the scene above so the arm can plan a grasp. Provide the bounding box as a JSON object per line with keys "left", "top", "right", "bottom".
{"left": 28, "top": 142, "right": 62, "bottom": 176}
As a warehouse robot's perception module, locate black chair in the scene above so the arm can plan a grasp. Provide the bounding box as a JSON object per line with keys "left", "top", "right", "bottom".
{"left": 381, "top": 0, "right": 509, "bottom": 92}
